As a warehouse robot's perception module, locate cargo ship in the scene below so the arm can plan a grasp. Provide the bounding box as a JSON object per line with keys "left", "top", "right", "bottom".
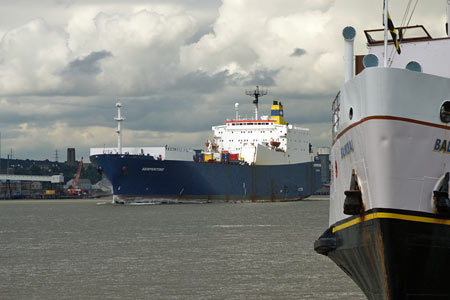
{"left": 315, "top": 2, "right": 450, "bottom": 299}
{"left": 90, "top": 86, "right": 323, "bottom": 204}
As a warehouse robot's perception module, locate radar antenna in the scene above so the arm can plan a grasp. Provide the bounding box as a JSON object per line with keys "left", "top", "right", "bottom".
{"left": 245, "top": 85, "right": 267, "bottom": 120}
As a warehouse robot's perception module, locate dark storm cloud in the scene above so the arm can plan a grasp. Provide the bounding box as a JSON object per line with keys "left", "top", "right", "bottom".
{"left": 244, "top": 69, "right": 279, "bottom": 86}
{"left": 58, "top": 50, "right": 113, "bottom": 96}
{"left": 287, "top": 104, "right": 331, "bottom": 124}
{"left": 290, "top": 48, "right": 306, "bottom": 57}
{"left": 122, "top": 94, "right": 218, "bottom": 133}
{"left": 175, "top": 70, "right": 229, "bottom": 93}
{"left": 185, "top": 26, "right": 215, "bottom": 44}
{"left": 0, "top": 96, "right": 111, "bottom": 130}
{"left": 66, "top": 50, "right": 112, "bottom": 75}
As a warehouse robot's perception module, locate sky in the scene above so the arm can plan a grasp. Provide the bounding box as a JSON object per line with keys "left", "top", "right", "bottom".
{"left": 0, "top": 0, "right": 448, "bottom": 162}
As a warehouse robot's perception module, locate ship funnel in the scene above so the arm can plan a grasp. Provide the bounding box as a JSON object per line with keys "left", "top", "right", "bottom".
{"left": 271, "top": 100, "right": 286, "bottom": 125}
{"left": 343, "top": 26, "right": 356, "bottom": 82}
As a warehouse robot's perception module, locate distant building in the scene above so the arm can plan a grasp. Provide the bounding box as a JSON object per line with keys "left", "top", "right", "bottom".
{"left": 0, "top": 180, "right": 23, "bottom": 197}
{"left": 67, "top": 148, "right": 76, "bottom": 165}
{"left": 31, "top": 182, "right": 42, "bottom": 190}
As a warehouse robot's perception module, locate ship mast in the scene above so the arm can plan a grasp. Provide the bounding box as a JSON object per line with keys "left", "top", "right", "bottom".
{"left": 114, "top": 102, "right": 125, "bottom": 154}
{"left": 383, "top": 0, "right": 389, "bottom": 67}
{"left": 448, "top": 0, "right": 450, "bottom": 37}
{"left": 245, "top": 86, "right": 267, "bottom": 120}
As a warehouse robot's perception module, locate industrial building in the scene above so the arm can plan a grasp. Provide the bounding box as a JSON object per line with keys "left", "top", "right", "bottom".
{"left": 0, "top": 174, "right": 64, "bottom": 199}
{"left": 66, "top": 148, "right": 76, "bottom": 165}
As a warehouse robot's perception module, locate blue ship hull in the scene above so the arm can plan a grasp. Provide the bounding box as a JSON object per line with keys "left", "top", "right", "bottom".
{"left": 91, "top": 154, "right": 321, "bottom": 203}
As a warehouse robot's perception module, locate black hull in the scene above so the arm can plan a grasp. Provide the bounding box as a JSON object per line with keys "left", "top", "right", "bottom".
{"left": 315, "top": 208, "right": 450, "bottom": 299}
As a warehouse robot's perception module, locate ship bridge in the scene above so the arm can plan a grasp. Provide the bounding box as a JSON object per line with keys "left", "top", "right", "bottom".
{"left": 226, "top": 120, "right": 275, "bottom": 126}
{"left": 357, "top": 25, "right": 450, "bottom": 78}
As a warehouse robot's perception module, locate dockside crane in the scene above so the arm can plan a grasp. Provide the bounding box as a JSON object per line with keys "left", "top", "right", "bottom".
{"left": 68, "top": 157, "right": 83, "bottom": 195}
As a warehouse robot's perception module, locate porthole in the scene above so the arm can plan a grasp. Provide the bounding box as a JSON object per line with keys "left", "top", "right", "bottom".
{"left": 405, "top": 61, "right": 422, "bottom": 73}
{"left": 349, "top": 107, "right": 353, "bottom": 120}
{"left": 440, "top": 101, "right": 450, "bottom": 123}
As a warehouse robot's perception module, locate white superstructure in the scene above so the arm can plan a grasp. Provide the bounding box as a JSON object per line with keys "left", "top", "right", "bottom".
{"left": 91, "top": 91, "right": 315, "bottom": 166}
{"left": 210, "top": 95, "right": 313, "bottom": 165}
{"left": 212, "top": 119, "right": 311, "bottom": 165}
{"left": 90, "top": 146, "right": 195, "bottom": 161}
{"left": 368, "top": 26, "right": 450, "bottom": 78}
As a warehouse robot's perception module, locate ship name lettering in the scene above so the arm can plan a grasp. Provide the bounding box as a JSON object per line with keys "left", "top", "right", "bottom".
{"left": 433, "top": 138, "right": 450, "bottom": 153}
{"left": 340, "top": 140, "right": 354, "bottom": 159}
{"left": 142, "top": 167, "right": 165, "bottom": 172}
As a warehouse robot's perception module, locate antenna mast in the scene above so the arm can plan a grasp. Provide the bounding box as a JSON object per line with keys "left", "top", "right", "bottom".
{"left": 448, "top": 0, "right": 450, "bottom": 37}
{"left": 114, "top": 102, "right": 125, "bottom": 154}
{"left": 245, "top": 85, "right": 267, "bottom": 120}
{"left": 383, "top": 0, "right": 388, "bottom": 67}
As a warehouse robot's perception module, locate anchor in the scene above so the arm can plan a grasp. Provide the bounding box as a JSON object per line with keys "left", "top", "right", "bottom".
{"left": 343, "top": 170, "right": 363, "bottom": 215}
{"left": 433, "top": 172, "right": 450, "bottom": 216}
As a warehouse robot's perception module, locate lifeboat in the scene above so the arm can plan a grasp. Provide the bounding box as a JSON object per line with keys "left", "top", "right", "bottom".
{"left": 270, "top": 141, "right": 280, "bottom": 148}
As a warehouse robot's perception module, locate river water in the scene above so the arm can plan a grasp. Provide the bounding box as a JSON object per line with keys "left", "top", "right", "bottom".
{"left": 0, "top": 197, "right": 364, "bottom": 299}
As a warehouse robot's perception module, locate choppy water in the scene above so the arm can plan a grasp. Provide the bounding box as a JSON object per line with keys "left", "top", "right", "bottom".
{"left": 0, "top": 197, "right": 364, "bottom": 299}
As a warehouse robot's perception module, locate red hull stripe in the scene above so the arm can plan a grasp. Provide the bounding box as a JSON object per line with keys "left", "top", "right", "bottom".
{"left": 226, "top": 120, "right": 275, "bottom": 123}
{"left": 333, "top": 115, "right": 450, "bottom": 146}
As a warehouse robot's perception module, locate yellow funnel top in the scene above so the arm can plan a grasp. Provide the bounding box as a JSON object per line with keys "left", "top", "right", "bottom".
{"left": 270, "top": 101, "right": 286, "bottom": 125}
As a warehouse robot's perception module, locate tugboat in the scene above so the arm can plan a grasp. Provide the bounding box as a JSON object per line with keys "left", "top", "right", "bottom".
{"left": 90, "top": 87, "right": 323, "bottom": 204}
{"left": 315, "top": 1, "right": 450, "bottom": 299}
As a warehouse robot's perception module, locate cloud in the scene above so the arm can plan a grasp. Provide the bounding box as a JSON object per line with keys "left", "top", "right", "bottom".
{"left": 60, "top": 50, "right": 113, "bottom": 95}
{"left": 244, "top": 69, "right": 279, "bottom": 86}
{"left": 185, "top": 26, "right": 214, "bottom": 44}
{"left": 0, "top": 1, "right": 372, "bottom": 159}
{"left": 180, "top": 0, "right": 340, "bottom": 95}
{"left": 290, "top": 48, "right": 306, "bottom": 57}
{"left": 0, "top": 0, "right": 448, "bottom": 160}
{"left": 86, "top": 9, "right": 197, "bottom": 95}
{"left": 0, "top": 8, "right": 198, "bottom": 97}
{"left": 0, "top": 18, "right": 69, "bottom": 95}
{"left": 66, "top": 50, "right": 112, "bottom": 75}
{"left": 174, "top": 70, "right": 229, "bottom": 93}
